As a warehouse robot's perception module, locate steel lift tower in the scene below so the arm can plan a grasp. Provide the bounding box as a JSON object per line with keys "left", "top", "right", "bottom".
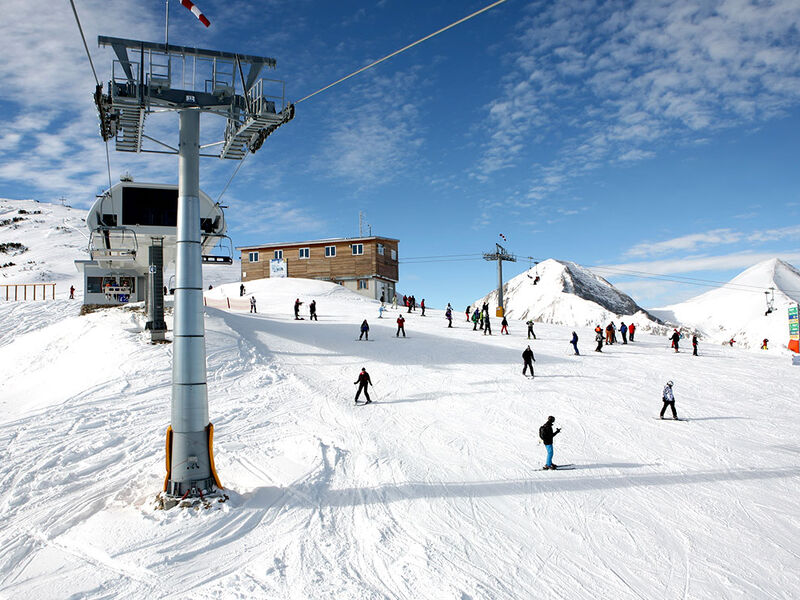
{"left": 95, "top": 36, "right": 293, "bottom": 506}
{"left": 483, "top": 243, "right": 516, "bottom": 317}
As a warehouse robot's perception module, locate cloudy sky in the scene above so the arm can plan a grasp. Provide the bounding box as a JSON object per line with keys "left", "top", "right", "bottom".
{"left": 2, "top": 0, "right": 799, "bottom": 308}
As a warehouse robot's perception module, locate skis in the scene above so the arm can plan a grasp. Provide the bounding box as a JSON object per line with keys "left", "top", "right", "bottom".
{"left": 354, "top": 401, "right": 374, "bottom": 406}
{"left": 654, "top": 417, "right": 688, "bottom": 421}
{"left": 543, "top": 464, "right": 575, "bottom": 470}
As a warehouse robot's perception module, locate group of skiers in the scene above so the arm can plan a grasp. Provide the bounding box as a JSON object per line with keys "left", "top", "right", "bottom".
{"left": 593, "top": 322, "right": 636, "bottom": 352}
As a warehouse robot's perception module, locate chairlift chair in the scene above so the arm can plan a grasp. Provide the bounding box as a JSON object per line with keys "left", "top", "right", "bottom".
{"left": 201, "top": 234, "right": 234, "bottom": 265}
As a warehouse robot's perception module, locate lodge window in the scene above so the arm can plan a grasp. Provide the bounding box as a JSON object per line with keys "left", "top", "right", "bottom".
{"left": 274, "top": 249, "right": 283, "bottom": 259}
{"left": 358, "top": 279, "right": 368, "bottom": 289}
{"left": 352, "top": 244, "right": 364, "bottom": 255}
{"left": 248, "top": 251, "right": 259, "bottom": 262}
{"left": 299, "top": 248, "right": 310, "bottom": 259}
{"left": 390, "top": 249, "right": 397, "bottom": 261}
{"left": 377, "top": 243, "right": 384, "bottom": 255}
{"left": 325, "top": 245, "right": 336, "bottom": 257}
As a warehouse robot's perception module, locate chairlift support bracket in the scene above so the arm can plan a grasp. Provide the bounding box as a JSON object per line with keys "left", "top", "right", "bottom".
{"left": 483, "top": 243, "right": 516, "bottom": 313}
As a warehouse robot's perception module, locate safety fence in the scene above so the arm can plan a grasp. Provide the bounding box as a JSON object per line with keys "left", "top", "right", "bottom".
{"left": 1, "top": 283, "right": 56, "bottom": 301}
{"left": 203, "top": 296, "right": 251, "bottom": 311}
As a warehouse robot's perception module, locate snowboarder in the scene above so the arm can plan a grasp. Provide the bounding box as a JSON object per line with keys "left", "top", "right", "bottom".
{"left": 571, "top": 331, "right": 579, "bottom": 355}
{"left": 421, "top": 299, "right": 426, "bottom": 316}
{"left": 660, "top": 381, "right": 678, "bottom": 419}
{"left": 445, "top": 307, "right": 453, "bottom": 327}
{"left": 522, "top": 345, "right": 535, "bottom": 377}
{"left": 472, "top": 308, "right": 480, "bottom": 330}
{"left": 692, "top": 334, "right": 698, "bottom": 356}
{"left": 526, "top": 320, "right": 536, "bottom": 340}
{"left": 628, "top": 322, "right": 636, "bottom": 342}
{"left": 465, "top": 306, "right": 471, "bottom": 322}
{"left": 483, "top": 314, "right": 492, "bottom": 335}
{"left": 250, "top": 296, "right": 257, "bottom": 314}
{"left": 240, "top": 283, "right": 245, "bottom": 297}
{"left": 595, "top": 327, "right": 604, "bottom": 352}
{"left": 310, "top": 300, "right": 318, "bottom": 321}
{"left": 69, "top": 285, "right": 75, "bottom": 299}
{"left": 359, "top": 319, "right": 370, "bottom": 341}
{"left": 294, "top": 298, "right": 303, "bottom": 320}
{"left": 539, "top": 416, "right": 561, "bottom": 469}
{"left": 354, "top": 367, "right": 372, "bottom": 404}
{"left": 670, "top": 329, "right": 680, "bottom": 352}
{"left": 501, "top": 316, "right": 509, "bottom": 335}
{"left": 396, "top": 314, "right": 406, "bottom": 337}
{"left": 392, "top": 294, "right": 397, "bottom": 309}
{"left": 620, "top": 322, "right": 628, "bottom": 344}
{"left": 762, "top": 338, "right": 769, "bottom": 350}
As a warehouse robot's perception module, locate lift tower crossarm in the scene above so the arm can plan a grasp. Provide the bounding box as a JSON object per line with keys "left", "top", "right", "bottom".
{"left": 483, "top": 243, "right": 516, "bottom": 315}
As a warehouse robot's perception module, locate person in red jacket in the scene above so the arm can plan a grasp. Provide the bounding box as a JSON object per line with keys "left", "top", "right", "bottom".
{"left": 396, "top": 314, "right": 406, "bottom": 337}
{"left": 628, "top": 322, "right": 636, "bottom": 342}
{"left": 354, "top": 367, "right": 372, "bottom": 404}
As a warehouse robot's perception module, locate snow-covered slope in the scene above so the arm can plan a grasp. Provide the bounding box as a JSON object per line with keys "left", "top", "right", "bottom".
{"left": 2, "top": 276, "right": 799, "bottom": 599}
{"left": 475, "top": 258, "right": 662, "bottom": 330}
{"left": 652, "top": 258, "right": 800, "bottom": 349}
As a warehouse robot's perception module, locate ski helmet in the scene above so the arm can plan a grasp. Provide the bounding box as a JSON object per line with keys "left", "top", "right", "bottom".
{"left": 667, "top": 380, "right": 673, "bottom": 387}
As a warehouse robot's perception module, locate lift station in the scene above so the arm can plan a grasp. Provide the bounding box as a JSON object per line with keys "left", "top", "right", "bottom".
{"left": 94, "top": 35, "right": 293, "bottom": 507}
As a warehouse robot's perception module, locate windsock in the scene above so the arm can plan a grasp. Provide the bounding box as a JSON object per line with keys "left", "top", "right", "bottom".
{"left": 499, "top": 233, "right": 507, "bottom": 242}
{"left": 180, "top": 0, "right": 211, "bottom": 27}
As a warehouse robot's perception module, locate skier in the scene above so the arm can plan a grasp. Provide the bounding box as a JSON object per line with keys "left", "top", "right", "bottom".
{"left": 670, "top": 329, "right": 680, "bottom": 353}
{"left": 522, "top": 345, "right": 535, "bottom": 377}
{"left": 472, "top": 308, "right": 480, "bottom": 331}
{"left": 403, "top": 294, "right": 408, "bottom": 307}
{"left": 501, "top": 316, "right": 509, "bottom": 335}
{"left": 354, "top": 367, "right": 372, "bottom": 404}
{"left": 620, "top": 322, "right": 628, "bottom": 344}
{"left": 762, "top": 338, "right": 769, "bottom": 350}
{"left": 421, "top": 299, "right": 426, "bottom": 316}
{"left": 595, "top": 327, "right": 604, "bottom": 352}
{"left": 380, "top": 293, "right": 385, "bottom": 306}
{"left": 660, "top": 381, "right": 678, "bottom": 419}
{"left": 611, "top": 321, "right": 618, "bottom": 344}
{"left": 445, "top": 307, "right": 453, "bottom": 327}
{"left": 396, "top": 314, "right": 406, "bottom": 337}
{"left": 69, "top": 285, "right": 75, "bottom": 299}
{"left": 250, "top": 296, "right": 257, "bottom": 314}
{"left": 359, "top": 319, "right": 370, "bottom": 341}
{"left": 411, "top": 295, "right": 417, "bottom": 312}
{"left": 483, "top": 313, "right": 492, "bottom": 335}
{"left": 479, "top": 310, "right": 485, "bottom": 331}
{"left": 571, "top": 331, "right": 579, "bottom": 355}
{"left": 526, "top": 319, "right": 536, "bottom": 340}
{"left": 294, "top": 298, "right": 303, "bottom": 320}
{"left": 208, "top": 284, "right": 213, "bottom": 290}
{"left": 240, "top": 283, "right": 245, "bottom": 297}
{"left": 605, "top": 323, "right": 613, "bottom": 345}
{"left": 729, "top": 338, "right": 736, "bottom": 347}
{"left": 628, "top": 322, "right": 636, "bottom": 342}
{"left": 392, "top": 294, "right": 397, "bottom": 309}
{"left": 692, "top": 334, "right": 698, "bottom": 356}
{"left": 539, "top": 416, "right": 561, "bottom": 469}
{"left": 465, "top": 306, "right": 471, "bottom": 322}
{"left": 407, "top": 295, "right": 413, "bottom": 313}
{"left": 310, "top": 300, "right": 318, "bottom": 321}
{"left": 378, "top": 305, "right": 385, "bottom": 318}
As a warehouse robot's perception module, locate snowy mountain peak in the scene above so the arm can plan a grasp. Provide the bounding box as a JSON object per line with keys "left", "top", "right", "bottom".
{"left": 474, "top": 258, "right": 660, "bottom": 328}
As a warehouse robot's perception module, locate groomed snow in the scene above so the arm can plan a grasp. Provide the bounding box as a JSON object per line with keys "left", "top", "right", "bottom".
{"left": 2, "top": 276, "right": 799, "bottom": 599}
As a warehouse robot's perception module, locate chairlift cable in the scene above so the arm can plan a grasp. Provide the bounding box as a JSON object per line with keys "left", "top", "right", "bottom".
{"left": 215, "top": 151, "right": 249, "bottom": 204}
{"left": 295, "top": 0, "right": 510, "bottom": 105}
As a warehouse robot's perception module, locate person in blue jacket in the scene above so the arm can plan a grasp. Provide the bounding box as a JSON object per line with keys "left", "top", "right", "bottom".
{"left": 620, "top": 322, "right": 628, "bottom": 344}
{"left": 570, "top": 331, "right": 579, "bottom": 355}
{"left": 359, "top": 319, "right": 370, "bottom": 341}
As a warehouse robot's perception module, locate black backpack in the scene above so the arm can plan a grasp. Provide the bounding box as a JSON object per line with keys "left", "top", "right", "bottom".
{"left": 538, "top": 424, "right": 547, "bottom": 441}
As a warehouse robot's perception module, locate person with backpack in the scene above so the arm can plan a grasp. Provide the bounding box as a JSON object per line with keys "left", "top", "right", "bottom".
{"left": 571, "top": 331, "right": 579, "bottom": 355}
{"left": 670, "top": 329, "right": 680, "bottom": 353}
{"left": 501, "top": 316, "right": 509, "bottom": 335}
{"left": 354, "top": 367, "right": 373, "bottom": 404}
{"left": 309, "top": 300, "right": 318, "bottom": 321}
{"left": 660, "top": 381, "right": 678, "bottom": 419}
{"left": 526, "top": 319, "right": 536, "bottom": 339}
{"left": 595, "top": 327, "right": 604, "bottom": 352}
{"left": 539, "top": 416, "right": 561, "bottom": 469}
{"left": 522, "top": 345, "right": 535, "bottom": 377}
{"left": 692, "top": 334, "right": 698, "bottom": 356}
{"left": 628, "top": 322, "right": 636, "bottom": 342}
{"left": 445, "top": 307, "right": 453, "bottom": 327}
{"left": 396, "top": 314, "right": 406, "bottom": 337}
{"left": 359, "top": 319, "right": 370, "bottom": 341}
{"left": 620, "top": 322, "right": 628, "bottom": 344}
{"left": 472, "top": 308, "right": 480, "bottom": 331}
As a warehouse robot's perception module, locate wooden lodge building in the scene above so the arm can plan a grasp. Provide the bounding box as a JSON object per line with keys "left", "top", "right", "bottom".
{"left": 237, "top": 236, "right": 399, "bottom": 301}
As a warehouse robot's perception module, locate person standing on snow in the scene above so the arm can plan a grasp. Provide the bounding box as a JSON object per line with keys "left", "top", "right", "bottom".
{"left": 396, "top": 314, "right": 406, "bottom": 337}
{"left": 294, "top": 298, "right": 303, "bottom": 320}
{"left": 392, "top": 294, "right": 397, "bottom": 309}
{"left": 403, "top": 294, "right": 408, "bottom": 307}
{"left": 465, "top": 306, "right": 471, "bottom": 322}
{"left": 380, "top": 293, "right": 385, "bottom": 306}
{"left": 421, "top": 298, "right": 426, "bottom": 316}
{"left": 526, "top": 319, "right": 536, "bottom": 339}
{"left": 670, "top": 329, "right": 680, "bottom": 353}
{"left": 595, "top": 326, "right": 604, "bottom": 352}
{"left": 762, "top": 338, "right": 769, "bottom": 350}
{"left": 628, "top": 322, "right": 636, "bottom": 342}
{"left": 692, "top": 334, "right": 699, "bottom": 356}
{"left": 479, "top": 310, "right": 485, "bottom": 330}
{"left": 571, "top": 331, "right": 580, "bottom": 355}
{"left": 501, "top": 316, "right": 509, "bottom": 335}
{"left": 69, "top": 285, "right": 75, "bottom": 299}
{"left": 522, "top": 345, "right": 535, "bottom": 377}
{"left": 309, "top": 300, "right": 318, "bottom": 321}
{"left": 539, "top": 416, "right": 561, "bottom": 469}
{"left": 483, "top": 313, "right": 492, "bottom": 335}
{"left": 354, "top": 367, "right": 373, "bottom": 404}
{"left": 378, "top": 305, "right": 385, "bottom": 318}
{"left": 250, "top": 296, "right": 257, "bottom": 313}
{"left": 620, "top": 322, "right": 628, "bottom": 344}
{"left": 660, "top": 381, "right": 678, "bottom": 419}
{"left": 445, "top": 307, "right": 453, "bottom": 327}
{"left": 240, "top": 283, "right": 245, "bottom": 297}
{"left": 359, "top": 319, "right": 370, "bottom": 341}
{"left": 472, "top": 308, "right": 480, "bottom": 331}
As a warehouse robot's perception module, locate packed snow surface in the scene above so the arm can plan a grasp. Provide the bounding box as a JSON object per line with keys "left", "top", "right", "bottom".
{"left": 474, "top": 258, "right": 661, "bottom": 331}
{"left": 653, "top": 258, "right": 800, "bottom": 349}
{"left": 2, "top": 275, "right": 799, "bottom": 599}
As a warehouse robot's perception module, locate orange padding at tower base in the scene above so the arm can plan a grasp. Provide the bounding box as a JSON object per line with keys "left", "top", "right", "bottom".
{"left": 163, "top": 426, "right": 173, "bottom": 492}
{"left": 789, "top": 340, "right": 799, "bottom": 353}
{"left": 207, "top": 423, "right": 223, "bottom": 489}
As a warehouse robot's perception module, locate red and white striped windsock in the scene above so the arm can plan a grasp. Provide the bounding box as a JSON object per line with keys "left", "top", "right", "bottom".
{"left": 180, "top": 0, "right": 211, "bottom": 27}
{"left": 499, "top": 233, "right": 507, "bottom": 242}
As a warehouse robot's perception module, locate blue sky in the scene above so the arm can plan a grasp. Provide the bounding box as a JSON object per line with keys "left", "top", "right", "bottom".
{"left": 2, "top": 0, "right": 799, "bottom": 308}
